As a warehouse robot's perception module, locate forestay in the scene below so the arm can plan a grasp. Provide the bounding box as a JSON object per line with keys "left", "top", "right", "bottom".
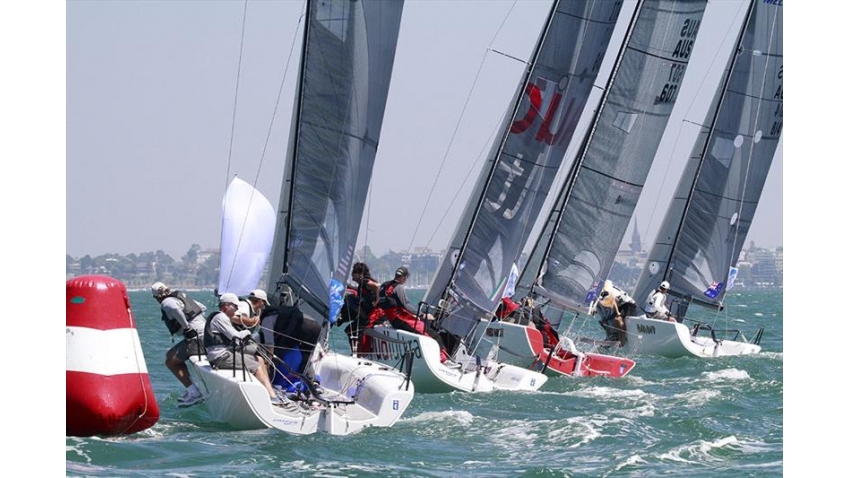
{"left": 267, "top": 0, "right": 404, "bottom": 318}
{"left": 516, "top": 0, "right": 710, "bottom": 320}
{"left": 633, "top": 0, "right": 782, "bottom": 314}
{"left": 425, "top": 0, "right": 624, "bottom": 339}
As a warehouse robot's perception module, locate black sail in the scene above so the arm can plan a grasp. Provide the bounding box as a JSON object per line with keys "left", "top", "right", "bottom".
{"left": 633, "top": 0, "right": 782, "bottom": 313}
{"left": 517, "top": 0, "right": 710, "bottom": 324}
{"left": 268, "top": 0, "right": 405, "bottom": 319}
{"left": 425, "top": 0, "right": 624, "bottom": 339}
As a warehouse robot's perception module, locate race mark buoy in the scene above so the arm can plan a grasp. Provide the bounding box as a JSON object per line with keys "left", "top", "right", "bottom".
{"left": 67, "top": 275, "right": 159, "bottom": 436}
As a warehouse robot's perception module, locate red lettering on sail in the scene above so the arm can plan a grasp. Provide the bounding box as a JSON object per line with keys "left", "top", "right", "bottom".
{"left": 510, "top": 83, "right": 542, "bottom": 134}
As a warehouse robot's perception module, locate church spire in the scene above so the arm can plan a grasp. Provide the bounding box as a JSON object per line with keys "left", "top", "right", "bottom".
{"left": 630, "top": 216, "right": 641, "bottom": 253}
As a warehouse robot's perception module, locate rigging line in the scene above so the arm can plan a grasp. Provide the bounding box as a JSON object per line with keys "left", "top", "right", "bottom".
{"left": 252, "top": 9, "right": 306, "bottom": 191}
{"left": 224, "top": 0, "right": 249, "bottom": 192}
{"left": 224, "top": 8, "right": 305, "bottom": 292}
{"left": 405, "top": 0, "right": 522, "bottom": 252}
{"left": 422, "top": 102, "right": 508, "bottom": 250}
{"left": 218, "top": 0, "right": 250, "bottom": 292}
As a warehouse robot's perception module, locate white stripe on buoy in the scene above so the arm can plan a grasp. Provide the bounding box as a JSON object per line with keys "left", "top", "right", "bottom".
{"left": 66, "top": 327, "right": 148, "bottom": 376}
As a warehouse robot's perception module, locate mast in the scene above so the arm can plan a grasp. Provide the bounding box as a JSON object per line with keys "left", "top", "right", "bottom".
{"left": 440, "top": 0, "right": 562, "bottom": 304}
{"left": 424, "top": 0, "right": 625, "bottom": 340}
{"left": 524, "top": 0, "right": 645, "bottom": 299}
{"left": 632, "top": 0, "right": 782, "bottom": 312}
{"left": 659, "top": 0, "right": 755, "bottom": 308}
{"left": 281, "top": 2, "right": 312, "bottom": 281}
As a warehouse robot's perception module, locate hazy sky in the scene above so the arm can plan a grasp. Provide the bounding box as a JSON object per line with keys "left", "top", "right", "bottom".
{"left": 66, "top": 0, "right": 782, "bottom": 260}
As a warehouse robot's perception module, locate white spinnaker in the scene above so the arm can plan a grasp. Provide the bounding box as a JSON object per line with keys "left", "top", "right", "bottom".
{"left": 217, "top": 177, "right": 276, "bottom": 296}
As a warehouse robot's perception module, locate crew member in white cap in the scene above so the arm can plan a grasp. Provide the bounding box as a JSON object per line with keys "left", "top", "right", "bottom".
{"left": 247, "top": 289, "right": 270, "bottom": 319}
{"left": 204, "top": 293, "right": 281, "bottom": 405}
{"left": 151, "top": 282, "right": 207, "bottom": 407}
{"left": 644, "top": 280, "right": 677, "bottom": 323}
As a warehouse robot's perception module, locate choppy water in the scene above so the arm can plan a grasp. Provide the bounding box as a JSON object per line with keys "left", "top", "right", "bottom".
{"left": 67, "top": 289, "right": 782, "bottom": 477}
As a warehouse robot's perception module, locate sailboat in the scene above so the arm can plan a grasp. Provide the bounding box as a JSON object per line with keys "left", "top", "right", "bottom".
{"left": 367, "top": 0, "right": 632, "bottom": 393}
{"left": 475, "top": 0, "right": 710, "bottom": 378}
{"left": 188, "top": 0, "right": 414, "bottom": 435}
{"left": 624, "top": 0, "right": 782, "bottom": 358}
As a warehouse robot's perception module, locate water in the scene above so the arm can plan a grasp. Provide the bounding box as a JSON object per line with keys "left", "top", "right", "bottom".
{"left": 67, "top": 289, "right": 782, "bottom": 476}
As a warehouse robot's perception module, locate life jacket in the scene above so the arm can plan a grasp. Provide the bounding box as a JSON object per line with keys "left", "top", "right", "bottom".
{"left": 340, "top": 278, "right": 377, "bottom": 328}
{"left": 377, "top": 280, "right": 403, "bottom": 311}
{"left": 645, "top": 290, "right": 663, "bottom": 314}
{"left": 495, "top": 297, "right": 520, "bottom": 319}
{"left": 529, "top": 306, "right": 559, "bottom": 348}
{"left": 203, "top": 311, "right": 236, "bottom": 349}
{"left": 161, "top": 290, "right": 203, "bottom": 335}
{"left": 378, "top": 279, "right": 422, "bottom": 330}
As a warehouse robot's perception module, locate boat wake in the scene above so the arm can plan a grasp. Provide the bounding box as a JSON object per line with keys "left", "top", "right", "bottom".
{"left": 659, "top": 435, "right": 740, "bottom": 464}
{"left": 701, "top": 368, "right": 751, "bottom": 381}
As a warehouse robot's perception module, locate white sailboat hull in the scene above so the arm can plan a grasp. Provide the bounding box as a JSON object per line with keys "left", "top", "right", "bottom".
{"left": 365, "top": 326, "right": 547, "bottom": 393}
{"left": 623, "top": 316, "right": 761, "bottom": 358}
{"left": 471, "top": 319, "right": 636, "bottom": 378}
{"left": 188, "top": 352, "right": 414, "bottom": 435}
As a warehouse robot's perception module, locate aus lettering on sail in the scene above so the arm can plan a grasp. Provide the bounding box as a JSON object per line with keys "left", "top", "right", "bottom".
{"left": 656, "top": 17, "right": 701, "bottom": 104}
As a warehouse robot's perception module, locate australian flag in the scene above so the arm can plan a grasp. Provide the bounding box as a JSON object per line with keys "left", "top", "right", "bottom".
{"left": 704, "top": 280, "right": 724, "bottom": 299}
{"left": 585, "top": 281, "right": 601, "bottom": 305}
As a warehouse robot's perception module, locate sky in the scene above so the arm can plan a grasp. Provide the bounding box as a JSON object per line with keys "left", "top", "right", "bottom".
{"left": 63, "top": 0, "right": 782, "bottom": 261}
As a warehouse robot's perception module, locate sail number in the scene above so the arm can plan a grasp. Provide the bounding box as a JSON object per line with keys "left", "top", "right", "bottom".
{"left": 656, "top": 17, "right": 701, "bottom": 104}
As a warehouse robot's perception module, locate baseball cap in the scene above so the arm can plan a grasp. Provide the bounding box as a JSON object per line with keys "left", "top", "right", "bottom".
{"left": 219, "top": 293, "right": 239, "bottom": 306}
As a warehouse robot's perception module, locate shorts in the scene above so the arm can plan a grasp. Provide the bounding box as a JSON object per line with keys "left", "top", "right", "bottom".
{"left": 210, "top": 349, "right": 260, "bottom": 373}
{"left": 168, "top": 337, "right": 204, "bottom": 362}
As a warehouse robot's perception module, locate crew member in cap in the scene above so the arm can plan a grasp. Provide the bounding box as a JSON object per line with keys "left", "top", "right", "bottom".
{"left": 247, "top": 289, "right": 270, "bottom": 321}
{"left": 151, "top": 282, "right": 207, "bottom": 407}
{"left": 204, "top": 293, "right": 281, "bottom": 405}
{"left": 377, "top": 266, "right": 457, "bottom": 366}
{"left": 644, "top": 280, "right": 677, "bottom": 323}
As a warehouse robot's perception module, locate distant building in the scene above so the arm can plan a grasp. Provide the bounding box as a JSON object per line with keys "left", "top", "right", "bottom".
{"left": 629, "top": 217, "right": 642, "bottom": 253}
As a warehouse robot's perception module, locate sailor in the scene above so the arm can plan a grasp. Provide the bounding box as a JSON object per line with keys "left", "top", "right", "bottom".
{"left": 338, "top": 262, "right": 381, "bottom": 355}
{"left": 247, "top": 289, "right": 270, "bottom": 319}
{"left": 378, "top": 266, "right": 457, "bottom": 367}
{"left": 595, "top": 280, "right": 635, "bottom": 346}
{"left": 644, "top": 280, "right": 677, "bottom": 322}
{"left": 204, "top": 293, "right": 281, "bottom": 405}
{"left": 258, "top": 296, "right": 322, "bottom": 376}
{"left": 151, "top": 282, "right": 207, "bottom": 407}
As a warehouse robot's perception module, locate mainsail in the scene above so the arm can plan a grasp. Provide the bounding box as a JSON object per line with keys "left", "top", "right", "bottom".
{"left": 633, "top": 0, "right": 783, "bottom": 313}
{"left": 267, "top": 0, "right": 404, "bottom": 319}
{"left": 217, "top": 176, "right": 276, "bottom": 296}
{"left": 515, "top": 0, "right": 710, "bottom": 323}
{"left": 424, "top": 0, "right": 624, "bottom": 340}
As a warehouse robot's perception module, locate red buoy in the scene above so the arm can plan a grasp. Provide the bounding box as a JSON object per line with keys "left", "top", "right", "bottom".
{"left": 66, "top": 275, "right": 159, "bottom": 436}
